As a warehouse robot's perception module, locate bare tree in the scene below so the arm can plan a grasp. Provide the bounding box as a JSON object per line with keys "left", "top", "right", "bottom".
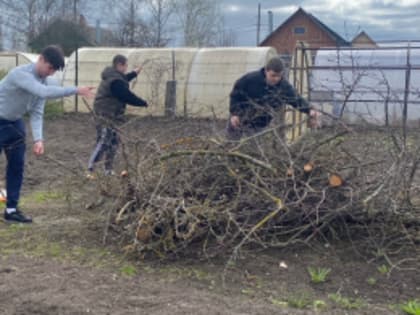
{"left": 114, "top": 0, "right": 146, "bottom": 47}
{"left": 0, "top": 17, "right": 3, "bottom": 51}
{"left": 106, "top": 0, "right": 175, "bottom": 47}
{"left": 175, "top": 0, "right": 224, "bottom": 47}
{"left": 0, "top": 0, "right": 89, "bottom": 49}
{"left": 145, "top": 0, "right": 176, "bottom": 47}
{"left": 215, "top": 17, "right": 237, "bottom": 47}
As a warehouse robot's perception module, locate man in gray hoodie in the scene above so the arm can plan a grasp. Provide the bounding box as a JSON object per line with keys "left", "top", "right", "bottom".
{"left": 0, "top": 45, "right": 94, "bottom": 223}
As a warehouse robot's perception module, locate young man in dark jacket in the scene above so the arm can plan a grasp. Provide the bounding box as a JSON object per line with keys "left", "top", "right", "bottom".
{"left": 87, "top": 55, "right": 148, "bottom": 176}
{"left": 227, "top": 57, "right": 318, "bottom": 140}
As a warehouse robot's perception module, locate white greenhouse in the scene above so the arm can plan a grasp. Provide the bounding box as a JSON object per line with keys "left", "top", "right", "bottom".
{"left": 310, "top": 47, "right": 420, "bottom": 125}
{"left": 62, "top": 47, "right": 278, "bottom": 119}
{"left": 0, "top": 51, "right": 64, "bottom": 85}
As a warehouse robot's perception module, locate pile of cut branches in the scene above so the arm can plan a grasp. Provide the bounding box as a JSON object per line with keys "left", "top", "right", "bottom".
{"left": 94, "top": 122, "right": 420, "bottom": 264}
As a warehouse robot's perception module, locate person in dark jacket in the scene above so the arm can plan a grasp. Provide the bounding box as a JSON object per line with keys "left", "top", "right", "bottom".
{"left": 227, "top": 57, "right": 318, "bottom": 140}
{"left": 87, "top": 55, "right": 148, "bottom": 176}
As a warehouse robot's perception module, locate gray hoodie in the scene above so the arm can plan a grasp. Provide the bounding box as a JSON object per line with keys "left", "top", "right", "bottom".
{"left": 0, "top": 63, "right": 77, "bottom": 141}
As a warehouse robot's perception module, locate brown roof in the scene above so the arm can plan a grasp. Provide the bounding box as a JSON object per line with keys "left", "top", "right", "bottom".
{"left": 260, "top": 7, "right": 350, "bottom": 46}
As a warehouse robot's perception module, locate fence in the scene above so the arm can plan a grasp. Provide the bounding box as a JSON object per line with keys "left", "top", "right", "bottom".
{"left": 0, "top": 51, "right": 64, "bottom": 84}
{"left": 0, "top": 47, "right": 314, "bottom": 142}
{"left": 290, "top": 43, "right": 420, "bottom": 132}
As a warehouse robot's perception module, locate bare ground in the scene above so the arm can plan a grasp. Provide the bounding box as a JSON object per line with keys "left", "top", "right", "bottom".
{"left": 0, "top": 112, "right": 419, "bottom": 315}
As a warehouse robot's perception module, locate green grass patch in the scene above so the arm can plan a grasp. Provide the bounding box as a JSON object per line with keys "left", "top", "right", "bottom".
{"left": 241, "top": 288, "right": 256, "bottom": 296}
{"left": 377, "top": 264, "right": 390, "bottom": 275}
{"left": 401, "top": 300, "right": 420, "bottom": 315}
{"left": 0, "top": 70, "right": 7, "bottom": 80}
{"left": 269, "top": 297, "right": 288, "bottom": 308}
{"left": 0, "top": 222, "right": 123, "bottom": 271}
{"left": 33, "top": 191, "right": 65, "bottom": 203}
{"left": 307, "top": 266, "right": 331, "bottom": 283}
{"left": 287, "top": 292, "right": 313, "bottom": 309}
{"left": 120, "top": 264, "right": 137, "bottom": 277}
{"left": 44, "top": 100, "right": 65, "bottom": 119}
{"left": 328, "top": 293, "right": 364, "bottom": 310}
{"left": 19, "top": 190, "right": 65, "bottom": 206}
{"left": 367, "top": 277, "right": 377, "bottom": 286}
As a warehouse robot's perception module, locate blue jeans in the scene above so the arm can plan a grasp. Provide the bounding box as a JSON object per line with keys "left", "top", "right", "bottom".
{"left": 87, "top": 125, "right": 119, "bottom": 172}
{"left": 0, "top": 119, "right": 26, "bottom": 209}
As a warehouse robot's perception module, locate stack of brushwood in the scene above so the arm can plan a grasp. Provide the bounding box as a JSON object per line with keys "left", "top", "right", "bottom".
{"left": 96, "top": 124, "right": 420, "bottom": 262}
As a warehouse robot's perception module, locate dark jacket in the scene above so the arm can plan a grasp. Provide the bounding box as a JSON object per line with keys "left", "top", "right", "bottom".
{"left": 229, "top": 68, "right": 310, "bottom": 128}
{"left": 94, "top": 67, "right": 147, "bottom": 122}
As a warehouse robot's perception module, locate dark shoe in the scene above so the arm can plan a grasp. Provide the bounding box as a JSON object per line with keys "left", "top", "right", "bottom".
{"left": 4, "top": 209, "right": 32, "bottom": 223}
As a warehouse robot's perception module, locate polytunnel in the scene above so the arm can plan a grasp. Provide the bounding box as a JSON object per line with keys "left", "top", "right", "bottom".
{"left": 62, "top": 47, "right": 278, "bottom": 119}
{"left": 0, "top": 52, "right": 38, "bottom": 72}
{"left": 184, "top": 47, "right": 277, "bottom": 118}
{"left": 309, "top": 47, "right": 420, "bottom": 124}
{"left": 0, "top": 52, "right": 64, "bottom": 84}
{"left": 62, "top": 47, "right": 136, "bottom": 111}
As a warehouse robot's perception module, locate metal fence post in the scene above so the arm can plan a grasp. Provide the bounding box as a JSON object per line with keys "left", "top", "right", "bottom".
{"left": 165, "top": 50, "right": 176, "bottom": 117}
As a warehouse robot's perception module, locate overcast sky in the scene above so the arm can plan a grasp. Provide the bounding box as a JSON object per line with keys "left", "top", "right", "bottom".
{"left": 221, "top": 0, "right": 420, "bottom": 46}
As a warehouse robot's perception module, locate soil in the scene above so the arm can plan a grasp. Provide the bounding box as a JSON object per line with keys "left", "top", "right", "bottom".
{"left": 0, "top": 113, "right": 419, "bottom": 315}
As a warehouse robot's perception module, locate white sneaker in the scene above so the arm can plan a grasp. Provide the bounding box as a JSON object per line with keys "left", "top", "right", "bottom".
{"left": 104, "top": 170, "right": 115, "bottom": 176}
{"left": 85, "top": 171, "right": 96, "bottom": 180}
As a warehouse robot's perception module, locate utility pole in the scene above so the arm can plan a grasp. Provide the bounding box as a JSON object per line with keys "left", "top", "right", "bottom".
{"left": 95, "top": 20, "right": 102, "bottom": 45}
{"left": 268, "top": 10, "right": 273, "bottom": 34}
{"left": 73, "top": 0, "right": 78, "bottom": 21}
{"left": 256, "top": 3, "right": 261, "bottom": 45}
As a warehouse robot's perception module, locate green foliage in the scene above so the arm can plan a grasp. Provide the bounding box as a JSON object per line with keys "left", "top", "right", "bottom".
{"left": 241, "top": 288, "right": 255, "bottom": 296}
{"left": 44, "top": 100, "right": 65, "bottom": 119}
{"left": 366, "top": 277, "right": 377, "bottom": 285}
{"left": 120, "top": 264, "right": 137, "bottom": 277}
{"left": 401, "top": 300, "right": 420, "bottom": 315}
{"left": 33, "top": 190, "right": 65, "bottom": 202}
{"left": 287, "top": 293, "right": 312, "bottom": 309}
{"left": 377, "top": 264, "right": 390, "bottom": 275}
{"left": 328, "top": 293, "right": 364, "bottom": 309}
{"left": 313, "top": 300, "right": 327, "bottom": 310}
{"left": 271, "top": 296, "right": 327, "bottom": 310}
{"left": 269, "top": 298, "right": 288, "bottom": 307}
{"left": 307, "top": 266, "right": 331, "bottom": 283}
{"left": 29, "top": 19, "right": 93, "bottom": 55}
{"left": 0, "top": 69, "right": 7, "bottom": 80}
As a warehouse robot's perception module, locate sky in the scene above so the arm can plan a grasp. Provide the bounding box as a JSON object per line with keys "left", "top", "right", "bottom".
{"left": 220, "top": 0, "right": 420, "bottom": 46}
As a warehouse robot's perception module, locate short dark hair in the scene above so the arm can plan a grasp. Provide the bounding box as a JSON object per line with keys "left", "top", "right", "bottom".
{"left": 265, "top": 57, "right": 284, "bottom": 73}
{"left": 112, "top": 55, "right": 127, "bottom": 68}
{"left": 41, "top": 45, "right": 65, "bottom": 70}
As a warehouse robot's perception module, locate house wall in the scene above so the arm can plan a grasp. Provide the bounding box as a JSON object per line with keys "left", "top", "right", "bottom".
{"left": 261, "top": 11, "right": 340, "bottom": 55}
{"left": 352, "top": 34, "right": 377, "bottom": 48}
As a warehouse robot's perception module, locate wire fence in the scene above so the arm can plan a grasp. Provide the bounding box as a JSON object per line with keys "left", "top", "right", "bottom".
{"left": 291, "top": 44, "right": 420, "bottom": 128}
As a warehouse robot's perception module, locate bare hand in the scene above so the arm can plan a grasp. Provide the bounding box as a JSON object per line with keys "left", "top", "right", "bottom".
{"left": 308, "top": 109, "right": 321, "bottom": 129}
{"left": 77, "top": 86, "right": 95, "bottom": 98}
{"left": 230, "top": 115, "right": 240, "bottom": 129}
{"left": 133, "top": 66, "right": 142, "bottom": 75}
{"left": 33, "top": 140, "right": 44, "bottom": 156}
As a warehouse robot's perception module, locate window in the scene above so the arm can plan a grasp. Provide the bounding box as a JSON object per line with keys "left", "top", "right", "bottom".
{"left": 294, "top": 27, "right": 306, "bottom": 34}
